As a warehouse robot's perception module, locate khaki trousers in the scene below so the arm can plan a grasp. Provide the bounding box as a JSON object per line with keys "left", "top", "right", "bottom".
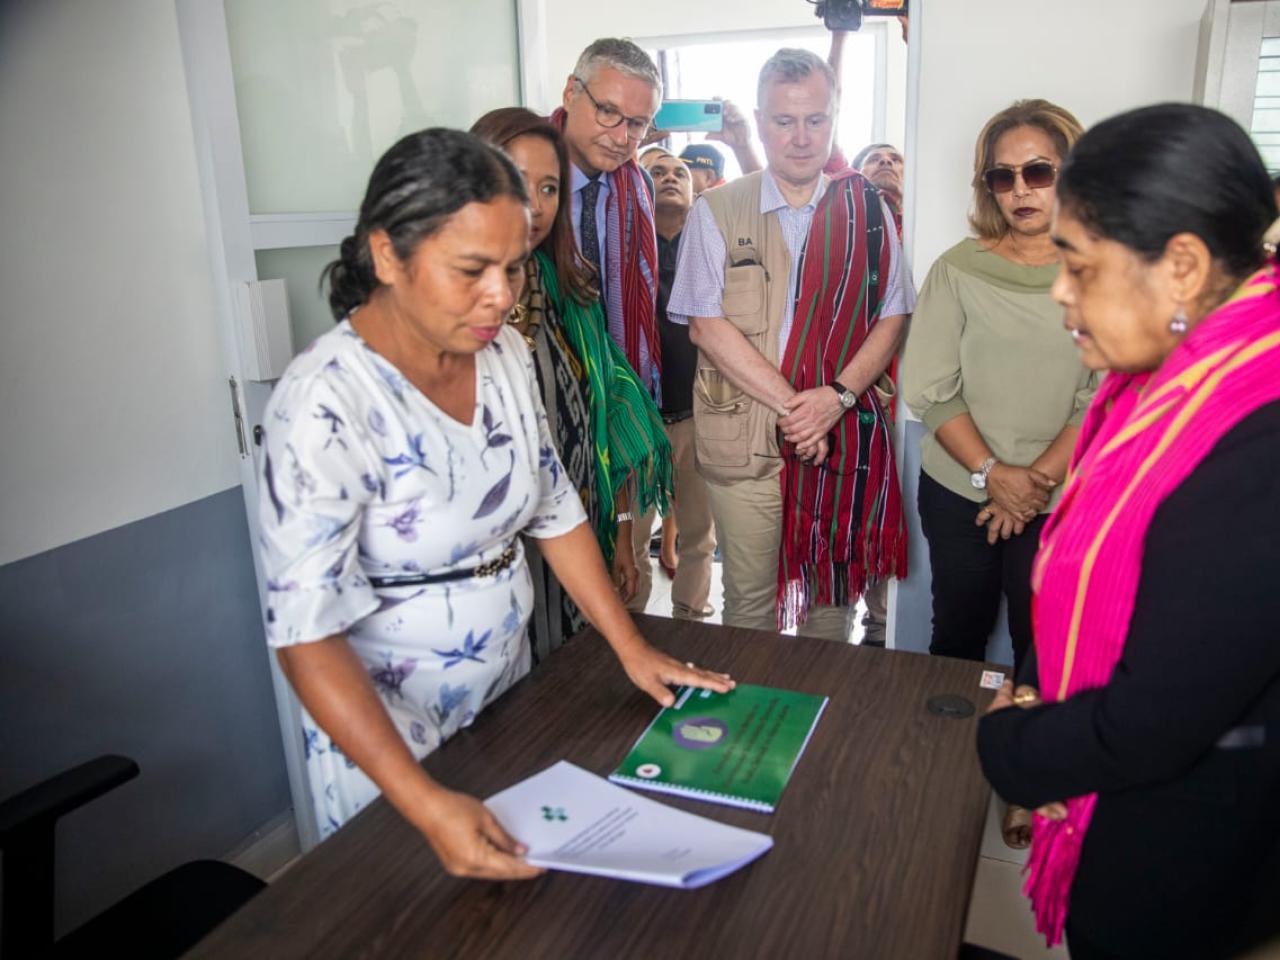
{"left": 628, "top": 417, "right": 717, "bottom": 619}
{"left": 861, "top": 579, "right": 889, "bottom": 646}
{"left": 704, "top": 473, "right": 855, "bottom": 641}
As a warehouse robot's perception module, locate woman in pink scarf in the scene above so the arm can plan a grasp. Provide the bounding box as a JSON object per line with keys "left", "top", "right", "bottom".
{"left": 978, "top": 104, "right": 1280, "bottom": 959}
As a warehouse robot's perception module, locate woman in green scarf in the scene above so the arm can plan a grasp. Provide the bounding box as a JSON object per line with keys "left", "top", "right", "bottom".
{"left": 470, "top": 108, "right": 671, "bottom": 663}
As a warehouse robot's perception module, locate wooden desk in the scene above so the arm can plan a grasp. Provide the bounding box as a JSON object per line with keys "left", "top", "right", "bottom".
{"left": 191, "top": 617, "right": 995, "bottom": 960}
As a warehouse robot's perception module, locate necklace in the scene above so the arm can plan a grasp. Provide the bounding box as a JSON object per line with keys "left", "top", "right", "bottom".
{"left": 999, "top": 233, "right": 1056, "bottom": 266}
{"left": 506, "top": 302, "right": 539, "bottom": 349}
{"left": 507, "top": 260, "right": 543, "bottom": 349}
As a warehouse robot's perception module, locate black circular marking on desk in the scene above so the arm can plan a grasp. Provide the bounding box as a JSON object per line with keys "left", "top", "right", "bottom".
{"left": 926, "top": 694, "right": 975, "bottom": 719}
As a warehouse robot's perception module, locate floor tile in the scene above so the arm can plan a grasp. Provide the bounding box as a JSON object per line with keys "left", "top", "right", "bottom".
{"left": 965, "top": 856, "right": 1068, "bottom": 960}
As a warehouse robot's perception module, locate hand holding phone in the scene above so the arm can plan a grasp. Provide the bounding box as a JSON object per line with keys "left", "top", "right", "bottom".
{"left": 653, "top": 100, "right": 724, "bottom": 134}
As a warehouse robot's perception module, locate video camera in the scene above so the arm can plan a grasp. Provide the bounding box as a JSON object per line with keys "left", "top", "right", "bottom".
{"left": 811, "top": 0, "right": 907, "bottom": 32}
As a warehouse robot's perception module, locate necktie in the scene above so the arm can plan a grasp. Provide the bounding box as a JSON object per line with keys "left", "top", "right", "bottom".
{"left": 579, "top": 176, "right": 602, "bottom": 279}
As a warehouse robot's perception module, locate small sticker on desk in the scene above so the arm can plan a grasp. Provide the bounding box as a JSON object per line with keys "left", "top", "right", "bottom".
{"left": 980, "top": 671, "right": 1005, "bottom": 690}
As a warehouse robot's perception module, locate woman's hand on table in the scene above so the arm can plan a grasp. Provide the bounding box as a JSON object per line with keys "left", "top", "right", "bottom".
{"left": 614, "top": 639, "right": 735, "bottom": 708}
{"left": 415, "top": 787, "right": 546, "bottom": 881}
{"left": 975, "top": 501, "right": 1026, "bottom": 545}
{"left": 985, "top": 463, "right": 1053, "bottom": 520}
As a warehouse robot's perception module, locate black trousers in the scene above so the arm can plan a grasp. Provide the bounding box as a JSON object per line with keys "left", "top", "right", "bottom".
{"left": 1063, "top": 922, "right": 1126, "bottom": 960}
{"left": 917, "top": 470, "right": 1045, "bottom": 678}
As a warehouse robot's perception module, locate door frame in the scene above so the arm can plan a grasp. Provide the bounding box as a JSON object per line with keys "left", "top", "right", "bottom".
{"left": 174, "top": 0, "right": 538, "bottom": 851}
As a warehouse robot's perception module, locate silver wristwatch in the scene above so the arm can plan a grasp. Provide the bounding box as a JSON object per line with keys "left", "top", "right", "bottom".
{"left": 829, "top": 380, "right": 857, "bottom": 410}
{"left": 970, "top": 457, "right": 998, "bottom": 490}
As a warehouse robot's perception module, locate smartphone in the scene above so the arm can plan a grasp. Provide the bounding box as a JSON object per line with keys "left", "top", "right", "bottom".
{"left": 653, "top": 100, "right": 724, "bottom": 133}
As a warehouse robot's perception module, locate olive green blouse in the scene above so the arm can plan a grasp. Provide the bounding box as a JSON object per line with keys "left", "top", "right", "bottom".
{"left": 901, "top": 238, "right": 1099, "bottom": 507}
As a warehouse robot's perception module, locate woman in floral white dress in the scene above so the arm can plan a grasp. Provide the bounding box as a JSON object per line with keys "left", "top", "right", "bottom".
{"left": 259, "top": 129, "right": 732, "bottom": 879}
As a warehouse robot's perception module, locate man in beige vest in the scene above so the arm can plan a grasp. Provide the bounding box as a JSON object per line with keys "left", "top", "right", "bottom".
{"left": 667, "top": 49, "right": 914, "bottom": 639}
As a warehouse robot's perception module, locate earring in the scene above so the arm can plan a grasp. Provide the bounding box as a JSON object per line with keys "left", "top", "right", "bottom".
{"left": 1169, "top": 306, "right": 1188, "bottom": 335}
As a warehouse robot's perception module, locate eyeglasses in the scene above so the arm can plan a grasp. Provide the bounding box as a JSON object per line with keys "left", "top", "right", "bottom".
{"left": 573, "top": 76, "right": 651, "bottom": 141}
{"left": 983, "top": 161, "right": 1057, "bottom": 194}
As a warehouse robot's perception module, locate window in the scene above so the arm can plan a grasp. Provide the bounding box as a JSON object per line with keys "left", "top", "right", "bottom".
{"left": 640, "top": 27, "right": 883, "bottom": 179}
{"left": 1253, "top": 36, "right": 1280, "bottom": 173}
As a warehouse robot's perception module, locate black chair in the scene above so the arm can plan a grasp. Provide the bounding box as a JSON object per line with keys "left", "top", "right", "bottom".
{"left": 0, "top": 755, "right": 266, "bottom": 958}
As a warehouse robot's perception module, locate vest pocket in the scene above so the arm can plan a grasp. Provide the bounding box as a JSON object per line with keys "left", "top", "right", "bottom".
{"left": 692, "top": 368, "right": 779, "bottom": 480}
{"left": 693, "top": 369, "right": 748, "bottom": 468}
{"left": 721, "top": 263, "right": 768, "bottom": 336}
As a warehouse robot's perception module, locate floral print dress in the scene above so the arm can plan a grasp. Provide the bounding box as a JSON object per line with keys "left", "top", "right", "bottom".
{"left": 259, "top": 321, "right": 585, "bottom": 839}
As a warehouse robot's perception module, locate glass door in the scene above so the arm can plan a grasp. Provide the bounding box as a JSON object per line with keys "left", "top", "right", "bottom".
{"left": 177, "top": 0, "right": 524, "bottom": 849}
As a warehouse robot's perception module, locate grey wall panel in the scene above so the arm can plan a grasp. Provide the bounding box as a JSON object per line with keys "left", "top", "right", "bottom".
{"left": 895, "top": 419, "right": 1015, "bottom": 667}
{"left": 0, "top": 487, "right": 288, "bottom": 936}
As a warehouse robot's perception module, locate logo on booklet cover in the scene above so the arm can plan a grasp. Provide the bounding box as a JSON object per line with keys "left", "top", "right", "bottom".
{"left": 672, "top": 717, "right": 728, "bottom": 750}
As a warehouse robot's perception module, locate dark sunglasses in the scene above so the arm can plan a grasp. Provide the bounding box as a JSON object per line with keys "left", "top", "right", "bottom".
{"left": 983, "top": 161, "right": 1057, "bottom": 194}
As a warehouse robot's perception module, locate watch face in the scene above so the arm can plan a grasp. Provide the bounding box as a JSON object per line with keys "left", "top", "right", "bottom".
{"left": 970, "top": 472, "right": 987, "bottom": 489}
{"left": 840, "top": 392, "right": 856, "bottom": 409}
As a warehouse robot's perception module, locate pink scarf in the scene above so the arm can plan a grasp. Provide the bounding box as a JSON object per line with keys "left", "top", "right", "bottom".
{"left": 1025, "top": 262, "right": 1280, "bottom": 944}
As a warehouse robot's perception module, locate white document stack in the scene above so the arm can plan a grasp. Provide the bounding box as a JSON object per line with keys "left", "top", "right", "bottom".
{"left": 485, "top": 760, "right": 773, "bottom": 889}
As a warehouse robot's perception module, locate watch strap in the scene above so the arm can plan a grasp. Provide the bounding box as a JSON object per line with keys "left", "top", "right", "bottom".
{"left": 829, "top": 380, "right": 856, "bottom": 407}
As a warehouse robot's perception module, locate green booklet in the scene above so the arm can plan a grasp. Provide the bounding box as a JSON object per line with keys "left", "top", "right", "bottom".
{"left": 609, "top": 683, "right": 828, "bottom": 813}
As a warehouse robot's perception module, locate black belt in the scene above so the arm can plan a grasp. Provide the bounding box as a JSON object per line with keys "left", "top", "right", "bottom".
{"left": 367, "top": 544, "right": 517, "bottom": 588}
{"left": 662, "top": 410, "right": 693, "bottom": 424}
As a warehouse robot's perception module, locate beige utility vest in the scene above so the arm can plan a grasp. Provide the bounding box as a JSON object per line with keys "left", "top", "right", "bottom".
{"left": 693, "top": 171, "right": 796, "bottom": 484}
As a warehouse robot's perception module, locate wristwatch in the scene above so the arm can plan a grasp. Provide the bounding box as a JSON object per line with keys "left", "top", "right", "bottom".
{"left": 829, "top": 380, "right": 857, "bottom": 410}
{"left": 970, "top": 457, "right": 998, "bottom": 490}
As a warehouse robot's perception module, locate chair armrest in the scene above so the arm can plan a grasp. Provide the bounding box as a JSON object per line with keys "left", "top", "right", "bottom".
{"left": 0, "top": 755, "right": 139, "bottom": 844}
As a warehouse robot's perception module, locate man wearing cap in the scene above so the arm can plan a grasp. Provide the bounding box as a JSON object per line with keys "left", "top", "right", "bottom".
{"left": 555, "top": 38, "right": 663, "bottom": 401}
{"left": 680, "top": 143, "right": 726, "bottom": 196}
{"left": 670, "top": 48, "right": 914, "bottom": 639}
{"left": 626, "top": 148, "right": 718, "bottom": 621}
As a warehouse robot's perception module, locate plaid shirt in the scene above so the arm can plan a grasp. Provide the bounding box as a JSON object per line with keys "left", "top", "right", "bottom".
{"left": 667, "top": 170, "right": 915, "bottom": 355}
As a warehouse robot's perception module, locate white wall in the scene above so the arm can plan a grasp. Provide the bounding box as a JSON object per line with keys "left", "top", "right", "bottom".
{"left": 537, "top": 0, "right": 908, "bottom": 150}
{"left": 542, "top": 0, "right": 816, "bottom": 98}
{"left": 909, "top": 0, "right": 1208, "bottom": 280}
{"left": 891, "top": 0, "right": 1212, "bottom": 658}
{"left": 0, "top": 0, "right": 241, "bottom": 566}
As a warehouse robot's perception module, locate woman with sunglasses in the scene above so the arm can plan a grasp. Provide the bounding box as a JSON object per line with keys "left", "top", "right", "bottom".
{"left": 978, "top": 103, "right": 1280, "bottom": 960}
{"left": 901, "top": 100, "right": 1097, "bottom": 845}
{"left": 469, "top": 107, "right": 672, "bottom": 662}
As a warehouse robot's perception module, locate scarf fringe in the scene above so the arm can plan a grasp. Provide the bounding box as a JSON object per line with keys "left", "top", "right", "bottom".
{"left": 1022, "top": 798, "right": 1095, "bottom": 947}
{"left": 778, "top": 523, "right": 908, "bottom": 630}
